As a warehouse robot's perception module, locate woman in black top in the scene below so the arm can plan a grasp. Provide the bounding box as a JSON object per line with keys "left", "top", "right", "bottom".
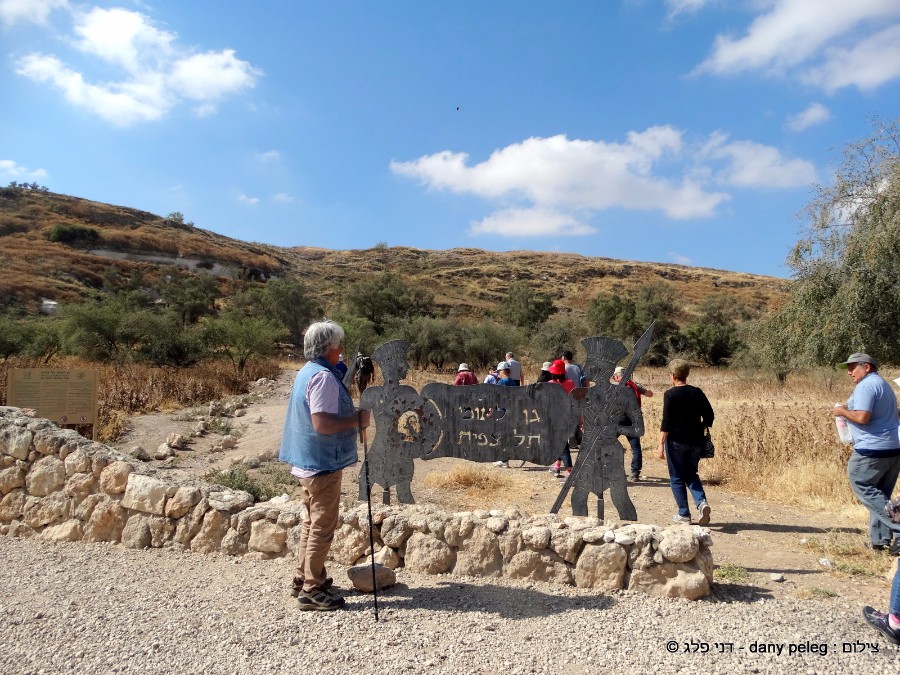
{"left": 658, "top": 359, "right": 714, "bottom": 525}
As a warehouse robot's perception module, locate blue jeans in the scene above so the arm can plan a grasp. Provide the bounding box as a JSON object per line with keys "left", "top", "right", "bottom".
{"left": 626, "top": 436, "right": 641, "bottom": 476}
{"left": 665, "top": 440, "right": 707, "bottom": 518}
{"left": 557, "top": 443, "right": 573, "bottom": 469}
{"left": 847, "top": 452, "right": 900, "bottom": 546}
{"left": 892, "top": 565, "right": 900, "bottom": 617}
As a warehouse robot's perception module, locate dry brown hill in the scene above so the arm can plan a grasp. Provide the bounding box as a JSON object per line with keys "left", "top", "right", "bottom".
{"left": 0, "top": 187, "right": 788, "bottom": 318}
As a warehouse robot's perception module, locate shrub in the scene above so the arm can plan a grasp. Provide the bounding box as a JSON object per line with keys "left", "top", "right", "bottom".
{"left": 48, "top": 224, "right": 100, "bottom": 246}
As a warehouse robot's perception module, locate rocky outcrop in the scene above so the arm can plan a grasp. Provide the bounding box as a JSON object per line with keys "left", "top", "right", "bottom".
{"left": 0, "top": 407, "right": 713, "bottom": 598}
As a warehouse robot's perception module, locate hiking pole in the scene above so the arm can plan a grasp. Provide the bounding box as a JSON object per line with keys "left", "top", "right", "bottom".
{"left": 359, "top": 411, "right": 379, "bottom": 622}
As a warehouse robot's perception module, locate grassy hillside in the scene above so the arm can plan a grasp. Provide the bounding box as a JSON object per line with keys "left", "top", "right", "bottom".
{"left": 0, "top": 187, "right": 789, "bottom": 319}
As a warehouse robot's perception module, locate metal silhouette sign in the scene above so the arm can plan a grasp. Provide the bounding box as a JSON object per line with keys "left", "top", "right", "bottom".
{"left": 356, "top": 324, "right": 655, "bottom": 521}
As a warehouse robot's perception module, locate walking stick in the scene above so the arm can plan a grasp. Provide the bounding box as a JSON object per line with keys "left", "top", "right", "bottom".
{"left": 359, "top": 411, "right": 379, "bottom": 622}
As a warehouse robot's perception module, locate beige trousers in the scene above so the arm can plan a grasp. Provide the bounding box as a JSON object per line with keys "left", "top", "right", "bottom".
{"left": 296, "top": 470, "right": 343, "bottom": 591}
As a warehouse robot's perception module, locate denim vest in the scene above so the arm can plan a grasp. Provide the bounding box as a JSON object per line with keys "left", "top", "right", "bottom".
{"left": 279, "top": 359, "right": 358, "bottom": 472}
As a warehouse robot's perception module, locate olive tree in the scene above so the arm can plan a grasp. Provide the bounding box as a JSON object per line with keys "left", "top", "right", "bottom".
{"left": 759, "top": 118, "right": 900, "bottom": 367}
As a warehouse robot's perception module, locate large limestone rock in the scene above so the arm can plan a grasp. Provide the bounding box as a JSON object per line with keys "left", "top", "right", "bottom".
{"left": 574, "top": 543, "right": 627, "bottom": 590}
{"left": 380, "top": 514, "right": 414, "bottom": 548}
{"left": 63, "top": 473, "right": 97, "bottom": 500}
{"left": 1, "top": 426, "right": 33, "bottom": 460}
{"left": 627, "top": 560, "right": 711, "bottom": 600}
{"left": 374, "top": 544, "right": 400, "bottom": 569}
{"left": 0, "top": 489, "right": 25, "bottom": 523}
{"left": 505, "top": 549, "right": 572, "bottom": 585}
{"left": 23, "top": 493, "right": 72, "bottom": 528}
{"left": 41, "top": 519, "right": 83, "bottom": 542}
{"left": 99, "top": 461, "right": 133, "bottom": 495}
{"left": 122, "top": 474, "right": 168, "bottom": 515}
{"left": 0, "top": 464, "right": 26, "bottom": 495}
{"left": 221, "top": 528, "right": 250, "bottom": 556}
{"left": 173, "top": 499, "right": 209, "bottom": 547}
{"left": 550, "top": 529, "right": 584, "bottom": 563}
{"left": 403, "top": 532, "right": 455, "bottom": 574}
{"left": 190, "top": 509, "right": 230, "bottom": 553}
{"left": 249, "top": 520, "right": 286, "bottom": 554}
{"left": 164, "top": 486, "right": 202, "bottom": 519}
{"left": 347, "top": 562, "right": 396, "bottom": 592}
{"left": 64, "top": 449, "right": 91, "bottom": 476}
{"left": 26, "top": 456, "right": 66, "bottom": 496}
{"left": 331, "top": 523, "right": 370, "bottom": 565}
{"left": 453, "top": 526, "right": 502, "bottom": 577}
{"left": 657, "top": 527, "right": 700, "bottom": 563}
{"left": 83, "top": 498, "right": 128, "bottom": 542}
{"left": 122, "top": 514, "right": 152, "bottom": 549}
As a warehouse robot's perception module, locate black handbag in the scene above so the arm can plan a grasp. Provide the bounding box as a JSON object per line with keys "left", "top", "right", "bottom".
{"left": 699, "top": 427, "right": 715, "bottom": 459}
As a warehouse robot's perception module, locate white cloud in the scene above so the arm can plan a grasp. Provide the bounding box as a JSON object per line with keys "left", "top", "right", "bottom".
{"left": 168, "top": 50, "right": 259, "bottom": 101}
{"left": 73, "top": 7, "right": 174, "bottom": 73}
{"left": 700, "top": 131, "right": 817, "bottom": 187}
{"left": 665, "top": 0, "right": 713, "bottom": 21}
{"left": 393, "top": 128, "right": 814, "bottom": 239}
{"left": 0, "top": 159, "right": 48, "bottom": 180}
{"left": 238, "top": 194, "right": 259, "bottom": 205}
{"left": 392, "top": 129, "right": 731, "bottom": 239}
{"left": 15, "top": 54, "right": 172, "bottom": 125}
{"left": 470, "top": 207, "right": 595, "bottom": 237}
{"left": 696, "top": 0, "right": 900, "bottom": 90}
{"left": 803, "top": 24, "right": 900, "bottom": 92}
{"left": 786, "top": 102, "right": 831, "bottom": 131}
{"left": 668, "top": 252, "right": 693, "bottom": 265}
{"left": 0, "top": 0, "right": 67, "bottom": 26}
{"left": 13, "top": 6, "right": 260, "bottom": 126}
{"left": 272, "top": 193, "right": 294, "bottom": 203}
{"left": 256, "top": 150, "right": 281, "bottom": 163}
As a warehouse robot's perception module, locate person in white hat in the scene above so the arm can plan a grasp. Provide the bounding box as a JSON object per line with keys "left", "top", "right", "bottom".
{"left": 831, "top": 352, "right": 900, "bottom": 553}
{"left": 454, "top": 363, "right": 478, "bottom": 386}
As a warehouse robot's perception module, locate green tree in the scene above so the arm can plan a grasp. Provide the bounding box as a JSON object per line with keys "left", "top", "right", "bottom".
{"left": 344, "top": 272, "right": 433, "bottom": 335}
{"left": 684, "top": 295, "right": 744, "bottom": 366}
{"left": 0, "top": 315, "right": 26, "bottom": 361}
{"left": 21, "top": 319, "right": 61, "bottom": 364}
{"left": 60, "top": 300, "right": 129, "bottom": 361}
{"left": 585, "top": 283, "right": 682, "bottom": 365}
{"left": 263, "top": 278, "right": 321, "bottom": 347}
{"left": 203, "top": 311, "right": 286, "bottom": 375}
{"left": 496, "top": 281, "right": 556, "bottom": 329}
{"left": 760, "top": 118, "right": 900, "bottom": 367}
{"left": 530, "top": 313, "right": 586, "bottom": 362}
{"left": 159, "top": 270, "right": 220, "bottom": 327}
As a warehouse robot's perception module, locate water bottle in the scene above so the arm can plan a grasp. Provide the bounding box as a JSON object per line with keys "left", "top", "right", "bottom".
{"left": 834, "top": 404, "right": 852, "bottom": 445}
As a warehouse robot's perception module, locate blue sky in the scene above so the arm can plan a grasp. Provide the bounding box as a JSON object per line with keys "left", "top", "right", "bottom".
{"left": 2, "top": 1, "right": 899, "bottom": 278}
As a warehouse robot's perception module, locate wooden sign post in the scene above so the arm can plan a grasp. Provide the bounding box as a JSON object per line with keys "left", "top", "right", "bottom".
{"left": 8, "top": 368, "right": 100, "bottom": 439}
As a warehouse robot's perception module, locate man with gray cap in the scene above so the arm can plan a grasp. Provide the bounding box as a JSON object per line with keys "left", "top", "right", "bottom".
{"left": 832, "top": 352, "right": 900, "bottom": 552}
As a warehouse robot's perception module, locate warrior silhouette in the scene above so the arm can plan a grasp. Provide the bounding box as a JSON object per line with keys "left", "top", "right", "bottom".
{"left": 569, "top": 336, "right": 643, "bottom": 520}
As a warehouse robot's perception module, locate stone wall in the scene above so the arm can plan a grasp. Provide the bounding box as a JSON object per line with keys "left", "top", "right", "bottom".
{"left": 0, "top": 407, "right": 713, "bottom": 599}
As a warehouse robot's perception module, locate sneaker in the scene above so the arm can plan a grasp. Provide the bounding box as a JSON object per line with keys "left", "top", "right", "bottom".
{"left": 297, "top": 586, "right": 345, "bottom": 611}
{"left": 628, "top": 473, "right": 639, "bottom": 482}
{"left": 672, "top": 514, "right": 691, "bottom": 524}
{"left": 862, "top": 606, "right": 900, "bottom": 645}
{"left": 697, "top": 500, "right": 711, "bottom": 526}
{"left": 290, "top": 576, "right": 333, "bottom": 597}
{"left": 493, "top": 461, "right": 509, "bottom": 468}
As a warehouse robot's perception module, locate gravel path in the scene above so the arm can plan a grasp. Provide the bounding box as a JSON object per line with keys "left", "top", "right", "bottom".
{"left": 1, "top": 536, "right": 898, "bottom": 674}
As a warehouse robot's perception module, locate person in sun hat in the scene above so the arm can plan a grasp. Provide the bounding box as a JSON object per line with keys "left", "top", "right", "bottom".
{"left": 536, "top": 361, "right": 553, "bottom": 383}
{"left": 831, "top": 352, "right": 900, "bottom": 553}
{"left": 453, "top": 363, "right": 478, "bottom": 386}
{"left": 491, "top": 360, "right": 517, "bottom": 466}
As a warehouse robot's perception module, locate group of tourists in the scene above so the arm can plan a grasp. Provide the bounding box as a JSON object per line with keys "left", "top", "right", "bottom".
{"left": 275, "top": 317, "right": 900, "bottom": 652}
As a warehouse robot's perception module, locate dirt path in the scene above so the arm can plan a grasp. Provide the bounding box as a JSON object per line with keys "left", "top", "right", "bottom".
{"left": 111, "top": 369, "right": 896, "bottom": 606}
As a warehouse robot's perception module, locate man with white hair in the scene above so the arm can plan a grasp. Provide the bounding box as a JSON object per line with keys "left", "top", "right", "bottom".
{"left": 505, "top": 352, "right": 523, "bottom": 386}
{"left": 280, "top": 320, "right": 371, "bottom": 611}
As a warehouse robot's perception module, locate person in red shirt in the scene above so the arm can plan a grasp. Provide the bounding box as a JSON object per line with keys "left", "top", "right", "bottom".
{"left": 454, "top": 363, "right": 478, "bottom": 386}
